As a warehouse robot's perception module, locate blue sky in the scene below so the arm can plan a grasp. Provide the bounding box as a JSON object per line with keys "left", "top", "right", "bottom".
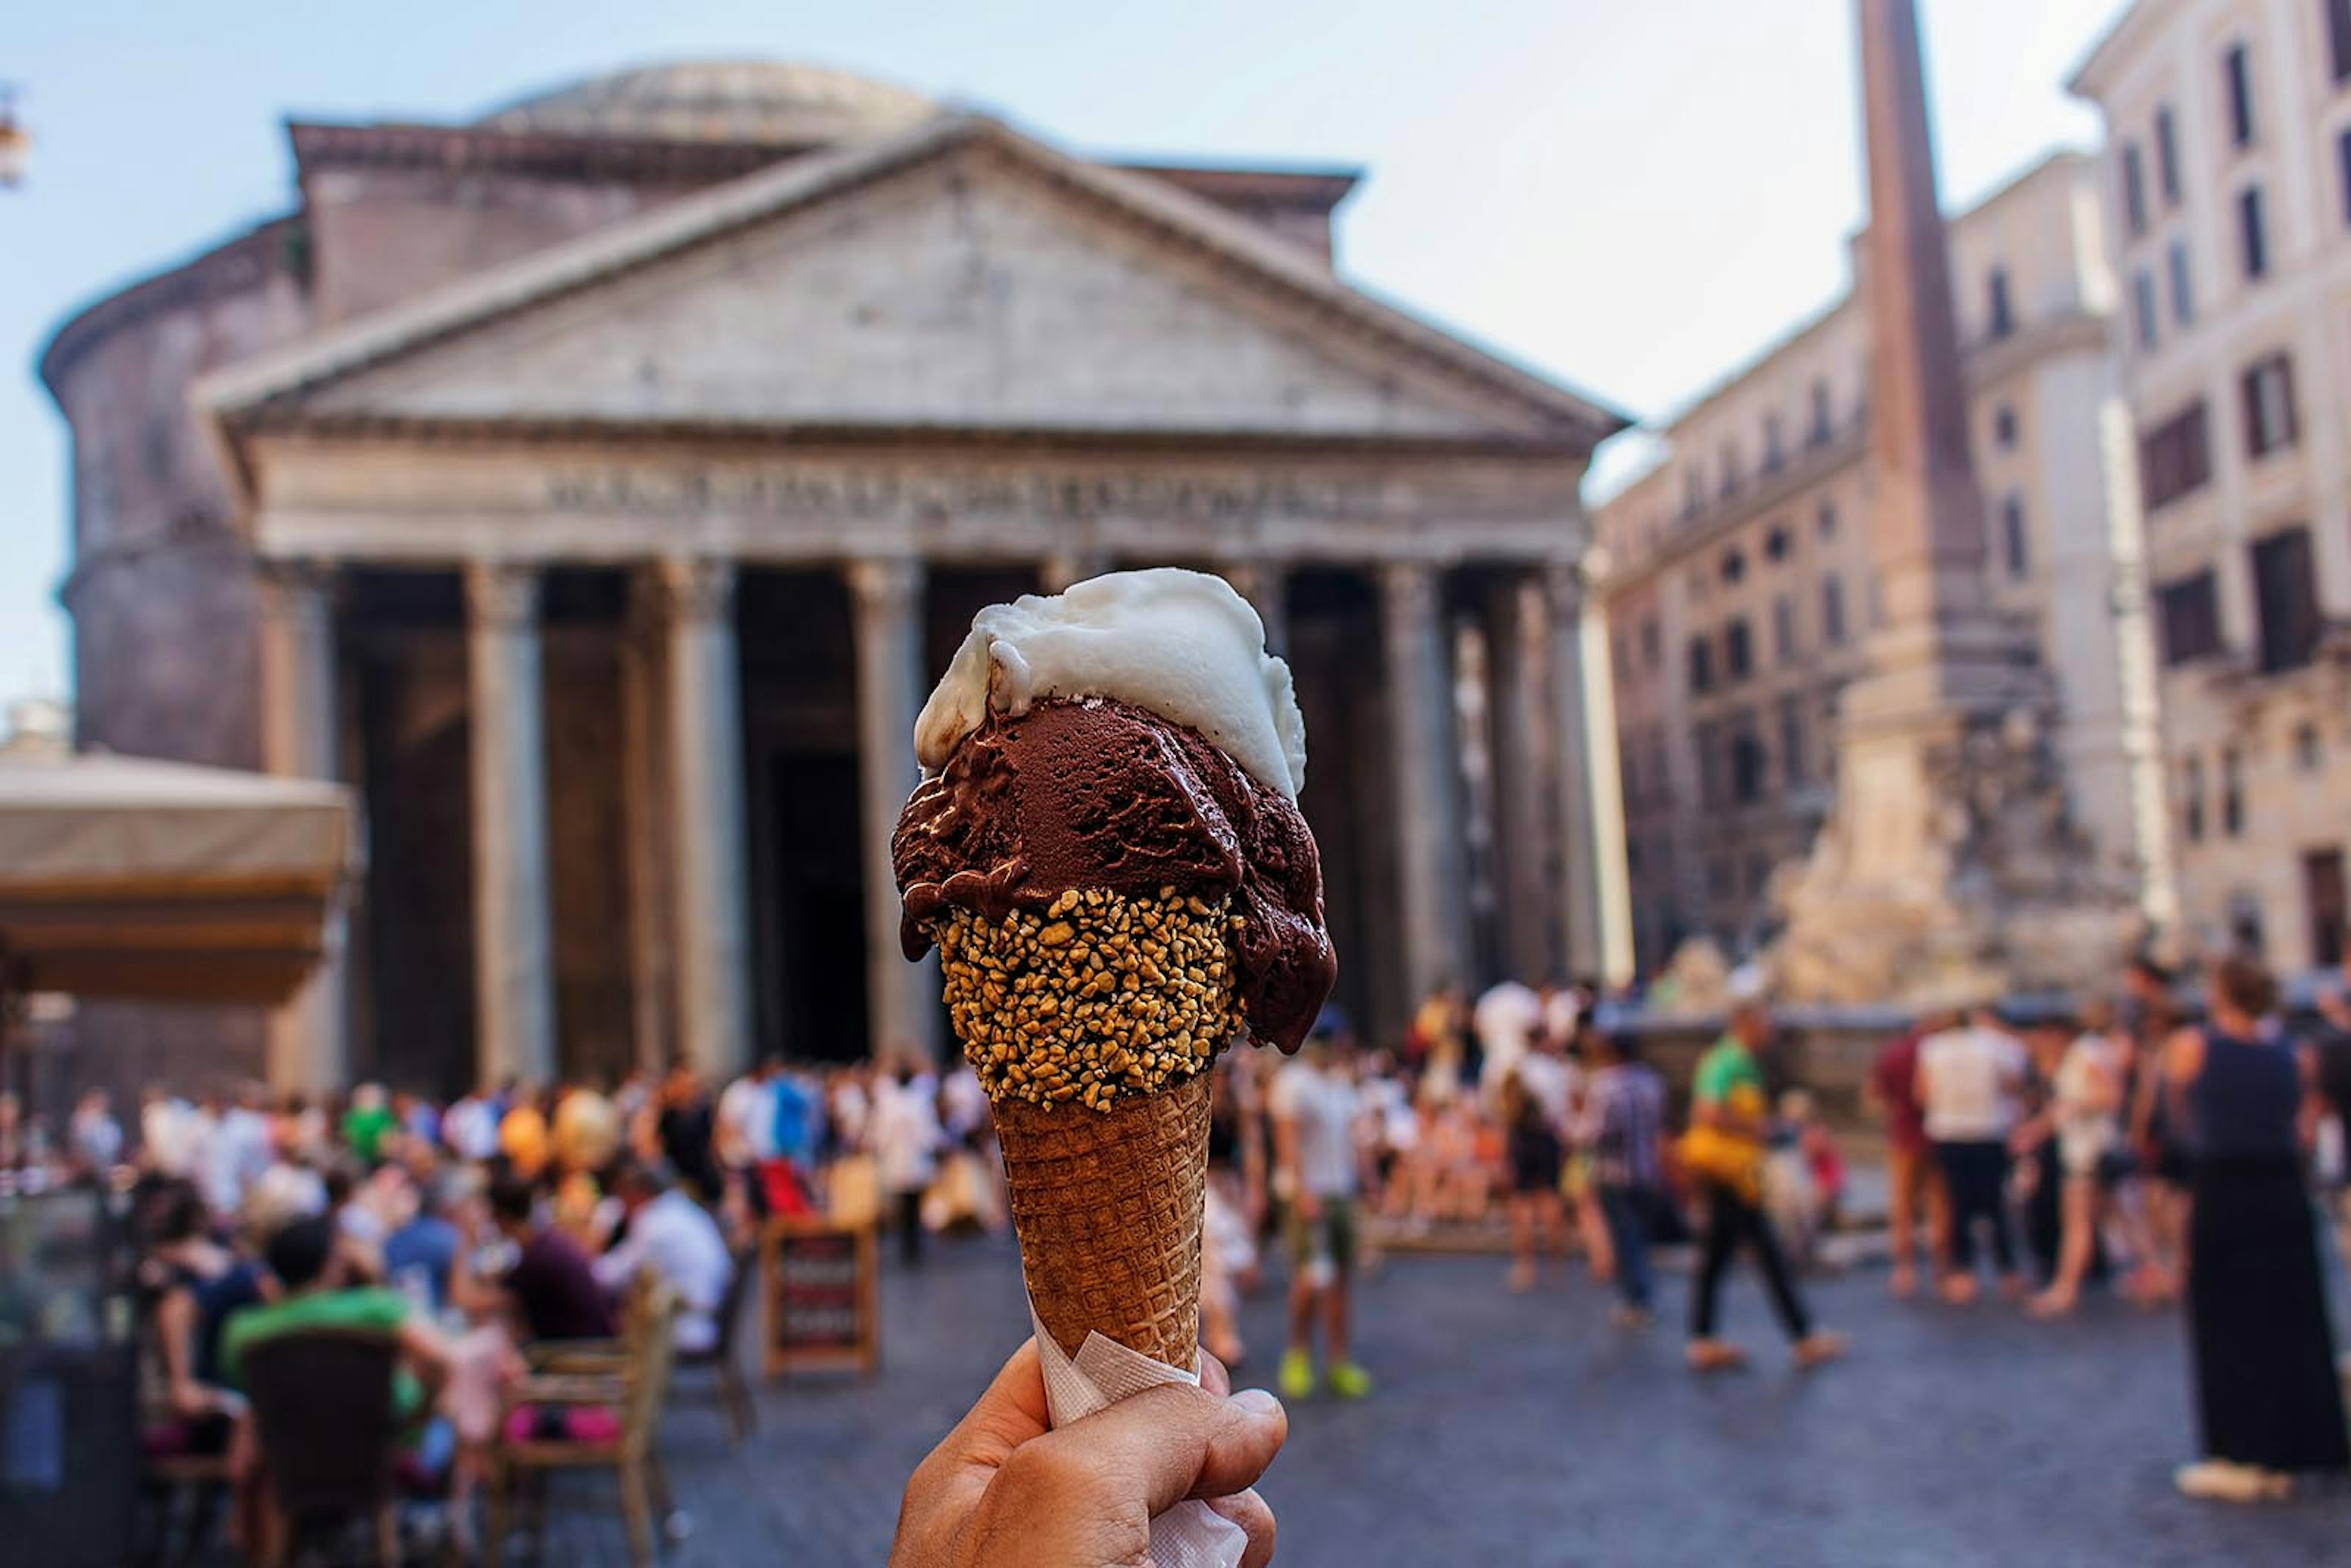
{"left": 0, "top": 0, "right": 2126, "bottom": 714}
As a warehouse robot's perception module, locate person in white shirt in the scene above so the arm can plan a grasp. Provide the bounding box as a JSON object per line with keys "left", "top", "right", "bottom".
{"left": 716, "top": 1061, "right": 781, "bottom": 1172}
{"left": 443, "top": 1088, "right": 502, "bottom": 1163}
{"left": 869, "top": 1064, "right": 944, "bottom": 1267}
{"left": 1915, "top": 1006, "right": 2028, "bottom": 1305}
{"left": 1472, "top": 980, "right": 1545, "bottom": 1108}
{"left": 1270, "top": 1033, "right": 1371, "bottom": 1401}
{"left": 594, "top": 1163, "right": 735, "bottom": 1354}
{"left": 207, "top": 1086, "right": 274, "bottom": 1217}
{"left": 69, "top": 1090, "right": 122, "bottom": 1172}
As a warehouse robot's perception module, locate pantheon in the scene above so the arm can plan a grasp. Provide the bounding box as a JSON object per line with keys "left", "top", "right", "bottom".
{"left": 42, "top": 61, "right": 1631, "bottom": 1095}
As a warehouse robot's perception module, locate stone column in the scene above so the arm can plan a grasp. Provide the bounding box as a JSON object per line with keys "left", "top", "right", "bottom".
{"left": 257, "top": 560, "right": 350, "bottom": 1093}
{"left": 465, "top": 561, "right": 557, "bottom": 1087}
{"left": 1483, "top": 574, "right": 1553, "bottom": 982}
{"left": 659, "top": 558, "right": 753, "bottom": 1081}
{"left": 1545, "top": 560, "right": 1636, "bottom": 988}
{"left": 1378, "top": 562, "right": 1470, "bottom": 1004}
{"left": 849, "top": 558, "right": 941, "bottom": 1064}
{"left": 619, "top": 582, "right": 677, "bottom": 1076}
{"left": 1218, "top": 560, "right": 1290, "bottom": 659}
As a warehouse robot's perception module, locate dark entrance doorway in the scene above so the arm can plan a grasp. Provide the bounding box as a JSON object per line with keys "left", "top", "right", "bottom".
{"left": 765, "top": 752, "right": 869, "bottom": 1061}
{"left": 2304, "top": 847, "right": 2347, "bottom": 972}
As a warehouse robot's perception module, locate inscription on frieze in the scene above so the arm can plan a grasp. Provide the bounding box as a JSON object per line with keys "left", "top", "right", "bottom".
{"left": 545, "top": 464, "right": 1384, "bottom": 524}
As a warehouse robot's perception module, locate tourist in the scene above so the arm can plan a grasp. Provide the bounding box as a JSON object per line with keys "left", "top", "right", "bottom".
{"left": 67, "top": 1088, "right": 122, "bottom": 1173}
{"left": 383, "top": 1166, "right": 466, "bottom": 1315}
{"left": 342, "top": 1081, "right": 397, "bottom": 1165}
{"left": 1499, "top": 1063, "right": 1565, "bottom": 1292}
{"left": 1864, "top": 1016, "right": 1948, "bottom": 1299}
{"left": 892, "top": 1340, "right": 1283, "bottom": 1568}
{"left": 716, "top": 1057, "right": 781, "bottom": 1204}
{"left": 2122, "top": 956, "right": 2188, "bottom": 1303}
{"left": 1680, "top": 1001, "right": 1843, "bottom": 1371}
{"left": 593, "top": 1160, "right": 735, "bottom": 1352}
{"left": 1270, "top": 1026, "right": 1371, "bottom": 1399}
{"left": 2029, "top": 1002, "right": 2129, "bottom": 1317}
{"left": 2312, "top": 936, "right": 2351, "bottom": 1279}
{"left": 209, "top": 1083, "right": 275, "bottom": 1218}
{"left": 143, "top": 1185, "right": 264, "bottom": 1457}
{"left": 1916, "top": 1003, "right": 2027, "bottom": 1305}
{"left": 476, "top": 1172, "right": 617, "bottom": 1343}
{"left": 1585, "top": 1028, "right": 1667, "bottom": 1327}
{"left": 443, "top": 1082, "right": 502, "bottom": 1164}
{"left": 656, "top": 1066, "right": 726, "bottom": 1202}
{"left": 1472, "top": 977, "right": 1545, "bottom": 1108}
{"left": 870, "top": 1060, "right": 945, "bottom": 1267}
{"left": 497, "top": 1084, "right": 551, "bottom": 1181}
{"left": 2166, "top": 955, "right": 2350, "bottom": 1501}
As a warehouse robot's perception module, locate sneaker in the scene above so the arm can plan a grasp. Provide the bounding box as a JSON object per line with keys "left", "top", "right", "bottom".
{"left": 2175, "top": 1460, "right": 2292, "bottom": 1502}
{"left": 1685, "top": 1339, "right": 1748, "bottom": 1374}
{"left": 1792, "top": 1332, "right": 1848, "bottom": 1370}
{"left": 1610, "top": 1304, "right": 1656, "bottom": 1330}
{"left": 1327, "top": 1360, "right": 1373, "bottom": 1399}
{"left": 1277, "top": 1348, "right": 1316, "bottom": 1400}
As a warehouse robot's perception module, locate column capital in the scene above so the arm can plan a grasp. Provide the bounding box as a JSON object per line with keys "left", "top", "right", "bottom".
{"left": 255, "top": 557, "right": 340, "bottom": 621}
{"left": 652, "top": 557, "right": 737, "bottom": 624}
{"left": 1378, "top": 559, "right": 1442, "bottom": 622}
{"left": 846, "top": 557, "right": 925, "bottom": 617}
{"left": 465, "top": 560, "right": 541, "bottom": 630}
{"left": 1542, "top": 547, "right": 1614, "bottom": 611}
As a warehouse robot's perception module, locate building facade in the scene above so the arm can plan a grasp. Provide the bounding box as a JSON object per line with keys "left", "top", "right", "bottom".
{"left": 42, "top": 62, "right": 1632, "bottom": 1095}
{"left": 2072, "top": 0, "right": 2351, "bottom": 973}
{"left": 1594, "top": 151, "right": 2171, "bottom": 972}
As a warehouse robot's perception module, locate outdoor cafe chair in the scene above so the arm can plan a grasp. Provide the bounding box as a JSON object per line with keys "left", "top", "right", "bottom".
{"left": 670, "top": 1245, "right": 757, "bottom": 1444}
{"left": 239, "top": 1327, "right": 405, "bottom": 1568}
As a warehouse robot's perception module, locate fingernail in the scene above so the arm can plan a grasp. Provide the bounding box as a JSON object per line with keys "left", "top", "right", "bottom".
{"left": 1228, "top": 1387, "right": 1282, "bottom": 1417}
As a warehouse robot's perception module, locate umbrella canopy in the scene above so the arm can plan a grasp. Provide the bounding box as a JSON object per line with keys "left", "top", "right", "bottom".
{"left": 0, "top": 751, "right": 356, "bottom": 1005}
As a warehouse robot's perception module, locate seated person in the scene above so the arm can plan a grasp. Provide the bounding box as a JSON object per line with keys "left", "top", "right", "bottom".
{"left": 382, "top": 1166, "right": 465, "bottom": 1315}
{"left": 220, "top": 1215, "right": 451, "bottom": 1431}
{"left": 144, "top": 1184, "right": 266, "bottom": 1454}
{"left": 592, "top": 1162, "right": 733, "bottom": 1352}
{"left": 475, "top": 1173, "right": 618, "bottom": 1343}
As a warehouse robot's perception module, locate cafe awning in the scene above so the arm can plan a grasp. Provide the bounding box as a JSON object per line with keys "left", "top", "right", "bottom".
{"left": 0, "top": 751, "right": 356, "bottom": 1006}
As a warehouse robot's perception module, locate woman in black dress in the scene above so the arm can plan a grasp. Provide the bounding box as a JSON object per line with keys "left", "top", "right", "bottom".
{"left": 2165, "top": 955, "right": 2350, "bottom": 1501}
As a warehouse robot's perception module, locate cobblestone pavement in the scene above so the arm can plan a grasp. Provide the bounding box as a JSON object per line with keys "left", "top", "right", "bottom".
{"left": 531, "top": 1236, "right": 2345, "bottom": 1567}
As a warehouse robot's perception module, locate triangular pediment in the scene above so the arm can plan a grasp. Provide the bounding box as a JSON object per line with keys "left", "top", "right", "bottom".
{"left": 204, "top": 118, "right": 1622, "bottom": 453}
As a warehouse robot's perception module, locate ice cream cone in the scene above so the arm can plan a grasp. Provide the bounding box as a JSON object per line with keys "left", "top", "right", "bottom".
{"left": 992, "top": 1072, "right": 1212, "bottom": 1365}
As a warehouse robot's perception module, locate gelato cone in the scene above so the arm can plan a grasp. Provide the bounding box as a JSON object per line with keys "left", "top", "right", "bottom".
{"left": 892, "top": 568, "right": 1336, "bottom": 1368}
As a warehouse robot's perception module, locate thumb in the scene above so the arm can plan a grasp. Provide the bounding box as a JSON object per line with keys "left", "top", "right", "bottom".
{"left": 1028, "top": 1381, "right": 1288, "bottom": 1519}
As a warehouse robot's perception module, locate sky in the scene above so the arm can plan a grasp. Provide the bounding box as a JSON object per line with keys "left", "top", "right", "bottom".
{"left": 0, "top": 0, "right": 2129, "bottom": 711}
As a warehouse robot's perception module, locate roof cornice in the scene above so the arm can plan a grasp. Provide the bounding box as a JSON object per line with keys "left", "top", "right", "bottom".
{"left": 287, "top": 118, "right": 813, "bottom": 187}
{"left": 37, "top": 216, "right": 302, "bottom": 399}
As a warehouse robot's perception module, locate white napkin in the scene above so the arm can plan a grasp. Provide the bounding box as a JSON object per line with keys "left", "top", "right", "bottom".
{"left": 1030, "top": 1307, "right": 1251, "bottom": 1568}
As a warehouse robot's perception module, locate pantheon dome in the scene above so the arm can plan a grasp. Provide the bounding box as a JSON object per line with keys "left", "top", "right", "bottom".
{"left": 476, "top": 59, "right": 940, "bottom": 145}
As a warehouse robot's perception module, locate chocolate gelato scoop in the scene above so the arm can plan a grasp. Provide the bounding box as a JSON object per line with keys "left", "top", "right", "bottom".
{"left": 894, "top": 694, "right": 1333, "bottom": 1054}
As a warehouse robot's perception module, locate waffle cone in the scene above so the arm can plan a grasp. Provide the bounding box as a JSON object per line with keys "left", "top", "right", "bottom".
{"left": 991, "top": 1071, "right": 1212, "bottom": 1368}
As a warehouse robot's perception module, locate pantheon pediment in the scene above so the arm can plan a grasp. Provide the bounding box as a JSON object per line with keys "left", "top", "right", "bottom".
{"left": 200, "top": 116, "right": 1620, "bottom": 467}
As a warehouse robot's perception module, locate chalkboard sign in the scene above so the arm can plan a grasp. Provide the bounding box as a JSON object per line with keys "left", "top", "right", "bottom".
{"left": 760, "top": 1217, "right": 879, "bottom": 1379}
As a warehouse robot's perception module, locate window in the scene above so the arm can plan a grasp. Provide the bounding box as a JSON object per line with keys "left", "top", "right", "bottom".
{"left": 2295, "top": 722, "right": 2323, "bottom": 772}
{"left": 1641, "top": 615, "right": 1661, "bottom": 669}
{"left": 1773, "top": 595, "right": 1795, "bottom": 662}
{"left": 2224, "top": 45, "right": 2254, "bottom": 147}
{"left": 2333, "top": 0, "right": 2351, "bottom": 84}
{"left": 2121, "top": 142, "right": 2148, "bottom": 236}
{"left": 1688, "top": 636, "right": 1714, "bottom": 694}
{"left": 2238, "top": 186, "right": 2268, "bottom": 280}
{"left": 1682, "top": 467, "right": 1704, "bottom": 520}
{"left": 2167, "top": 241, "right": 2193, "bottom": 326}
{"left": 2229, "top": 892, "right": 2265, "bottom": 956}
{"left": 1763, "top": 414, "right": 1785, "bottom": 473}
{"left": 2307, "top": 849, "right": 2348, "bottom": 969}
{"left": 1719, "top": 442, "right": 1742, "bottom": 498}
{"left": 2183, "top": 756, "right": 2205, "bottom": 843}
{"left": 2139, "top": 400, "right": 2212, "bottom": 511}
{"left": 1817, "top": 500, "right": 1837, "bottom": 539}
{"left": 2221, "top": 748, "right": 2244, "bottom": 837}
{"left": 1721, "top": 547, "right": 1746, "bottom": 584}
{"left": 1764, "top": 524, "right": 1791, "bottom": 563}
{"left": 2156, "top": 106, "right": 2181, "bottom": 204}
{"left": 1730, "top": 729, "right": 1766, "bottom": 805}
{"left": 1993, "top": 404, "right": 2019, "bottom": 451}
{"left": 2001, "top": 493, "right": 2029, "bottom": 577}
{"left": 1809, "top": 380, "right": 1834, "bottom": 446}
{"left": 2240, "top": 352, "right": 2298, "bottom": 457}
{"left": 2252, "top": 526, "right": 2322, "bottom": 673}
{"left": 1724, "top": 619, "right": 1753, "bottom": 681}
{"left": 1779, "top": 694, "right": 1805, "bottom": 786}
{"left": 1822, "top": 575, "right": 1847, "bottom": 645}
{"left": 1986, "top": 267, "right": 2014, "bottom": 339}
{"left": 2157, "top": 572, "right": 2222, "bottom": 666}
{"left": 2132, "top": 268, "right": 2159, "bottom": 351}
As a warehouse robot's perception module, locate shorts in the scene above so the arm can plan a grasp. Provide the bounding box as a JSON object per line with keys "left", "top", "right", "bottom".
{"left": 1508, "top": 1125, "right": 1564, "bottom": 1195}
{"left": 1284, "top": 1196, "right": 1357, "bottom": 1281}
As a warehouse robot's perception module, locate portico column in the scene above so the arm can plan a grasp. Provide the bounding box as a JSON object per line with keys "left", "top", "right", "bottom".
{"left": 465, "top": 561, "right": 556, "bottom": 1087}
{"left": 659, "top": 558, "right": 753, "bottom": 1080}
{"left": 257, "top": 559, "right": 349, "bottom": 1093}
{"left": 1378, "top": 561, "right": 1470, "bottom": 1004}
{"left": 1218, "top": 560, "right": 1289, "bottom": 659}
{"left": 1484, "top": 574, "right": 1553, "bottom": 983}
{"left": 849, "top": 558, "right": 941, "bottom": 1063}
{"left": 1544, "top": 560, "right": 1635, "bottom": 988}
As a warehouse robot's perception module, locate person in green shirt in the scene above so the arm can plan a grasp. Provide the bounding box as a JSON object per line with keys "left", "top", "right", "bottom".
{"left": 221, "top": 1214, "right": 449, "bottom": 1429}
{"left": 1682, "top": 1001, "right": 1846, "bottom": 1374}
{"left": 340, "top": 1082, "right": 399, "bottom": 1165}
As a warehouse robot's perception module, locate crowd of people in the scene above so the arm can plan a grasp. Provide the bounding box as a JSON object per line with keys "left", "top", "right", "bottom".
{"left": 6, "top": 937, "right": 2350, "bottom": 1555}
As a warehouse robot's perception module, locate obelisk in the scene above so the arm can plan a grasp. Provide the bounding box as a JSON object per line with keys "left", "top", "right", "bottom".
{"left": 1772, "top": 0, "right": 2128, "bottom": 1002}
